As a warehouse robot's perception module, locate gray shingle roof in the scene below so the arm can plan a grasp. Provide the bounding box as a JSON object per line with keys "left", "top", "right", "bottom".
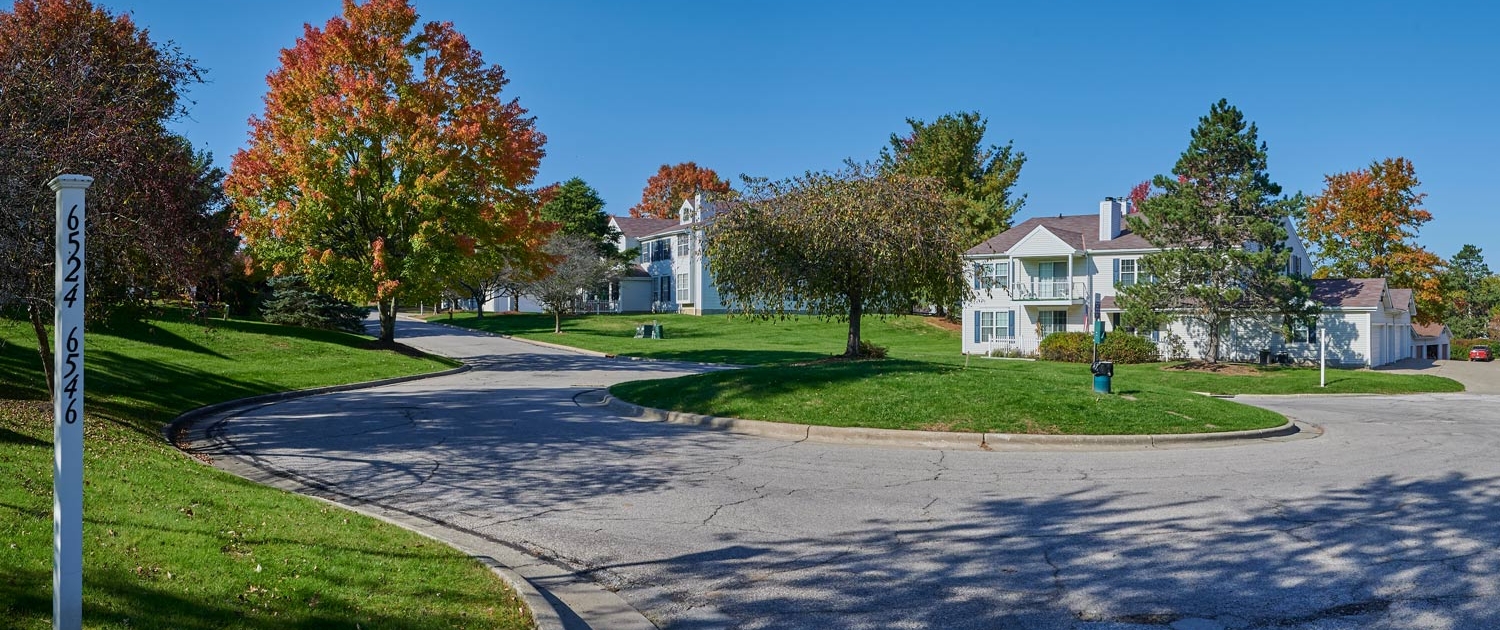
{"left": 966, "top": 213, "right": 1153, "bottom": 255}
{"left": 610, "top": 216, "right": 679, "bottom": 239}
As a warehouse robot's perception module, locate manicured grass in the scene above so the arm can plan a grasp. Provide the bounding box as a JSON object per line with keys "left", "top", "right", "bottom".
{"left": 0, "top": 312, "right": 532, "bottom": 629}
{"left": 434, "top": 311, "right": 959, "bottom": 365}
{"left": 440, "top": 312, "right": 1461, "bottom": 435}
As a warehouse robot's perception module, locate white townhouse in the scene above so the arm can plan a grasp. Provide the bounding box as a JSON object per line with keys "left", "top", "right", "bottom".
{"left": 606, "top": 194, "right": 727, "bottom": 315}
{"left": 962, "top": 198, "right": 1418, "bottom": 367}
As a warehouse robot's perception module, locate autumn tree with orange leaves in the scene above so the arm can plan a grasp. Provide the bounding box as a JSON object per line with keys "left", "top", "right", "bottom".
{"left": 628, "top": 162, "right": 732, "bottom": 219}
{"left": 1299, "top": 157, "right": 1446, "bottom": 323}
{"left": 227, "top": 0, "right": 548, "bottom": 343}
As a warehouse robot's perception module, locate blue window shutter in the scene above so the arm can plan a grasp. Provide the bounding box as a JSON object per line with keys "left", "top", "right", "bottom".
{"left": 973, "top": 263, "right": 982, "bottom": 289}
{"left": 1113, "top": 258, "right": 1121, "bottom": 285}
{"left": 973, "top": 313, "right": 981, "bottom": 343}
{"left": 1008, "top": 311, "right": 1016, "bottom": 339}
{"left": 1310, "top": 322, "right": 1318, "bottom": 344}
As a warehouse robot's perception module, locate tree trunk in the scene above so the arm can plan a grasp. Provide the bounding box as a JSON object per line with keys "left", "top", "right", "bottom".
{"left": 845, "top": 294, "right": 863, "bottom": 357}
{"left": 473, "top": 289, "right": 485, "bottom": 318}
{"left": 1205, "top": 317, "right": 1222, "bottom": 364}
{"left": 553, "top": 311, "right": 562, "bottom": 334}
{"left": 29, "top": 303, "right": 54, "bottom": 397}
{"left": 378, "top": 297, "right": 397, "bottom": 343}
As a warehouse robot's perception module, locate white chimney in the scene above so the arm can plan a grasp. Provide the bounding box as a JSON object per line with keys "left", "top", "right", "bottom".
{"left": 1099, "top": 198, "right": 1123, "bottom": 242}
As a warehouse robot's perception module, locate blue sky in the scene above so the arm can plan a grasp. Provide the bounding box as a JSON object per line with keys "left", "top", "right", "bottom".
{"left": 113, "top": 1, "right": 1497, "bottom": 267}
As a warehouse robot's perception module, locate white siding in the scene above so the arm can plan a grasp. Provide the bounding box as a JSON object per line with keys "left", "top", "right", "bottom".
{"left": 1009, "top": 229, "right": 1076, "bottom": 257}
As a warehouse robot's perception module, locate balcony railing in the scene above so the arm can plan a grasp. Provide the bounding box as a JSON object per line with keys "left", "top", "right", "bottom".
{"left": 1011, "top": 280, "right": 1086, "bottom": 301}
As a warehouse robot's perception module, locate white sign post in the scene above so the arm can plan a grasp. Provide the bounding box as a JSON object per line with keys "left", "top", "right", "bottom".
{"left": 50, "top": 174, "right": 92, "bottom": 630}
{"left": 1320, "top": 333, "right": 1327, "bottom": 389}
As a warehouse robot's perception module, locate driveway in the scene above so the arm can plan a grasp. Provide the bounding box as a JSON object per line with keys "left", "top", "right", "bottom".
{"left": 202, "top": 319, "right": 1500, "bottom": 630}
{"left": 1377, "top": 357, "right": 1500, "bottom": 394}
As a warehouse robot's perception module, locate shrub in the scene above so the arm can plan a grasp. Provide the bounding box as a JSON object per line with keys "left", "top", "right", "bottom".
{"left": 1100, "top": 333, "right": 1160, "bottom": 364}
{"left": 261, "top": 276, "right": 370, "bottom": 334}
{"left": 857, "top": 340, "right": 888, "bottom": 359}
{"left": 1038, "top": 331, "right": 1092, "bottom": 363}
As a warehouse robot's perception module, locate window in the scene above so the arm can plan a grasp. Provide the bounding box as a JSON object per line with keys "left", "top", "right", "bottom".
{"left": 1290, "top": 319, "right": 1318, "bottom": 344}
{"left": 1291, "top": 255, "right": 1303, "bottom": 277}
{"left": 1118, "top": 259, "right": 1137, "bottom": 287}
{"left": 676, "top": 235, "right": 689, "bottom": 257}
{"left": 977, "top": 311, "right": 1013, "bottom": 342}
{"left": 653, "top": 276, "right": 673, "bottom": 303}
{"left": 977, "top": 261, "right": 1009, "bottom": 290}
{"left": 646, "top": 239, "right": 673, "bottom": 262}
{"left": 1039, "top": 310, "right": 1068, "bottom": 337}
{"left": 676, "top": 273, "right": 690, "bottom": 302}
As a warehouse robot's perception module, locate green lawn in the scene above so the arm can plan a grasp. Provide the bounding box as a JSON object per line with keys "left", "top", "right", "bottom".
{"left": 443, "top": 312, "right": 1461, "bottom": 435}
{"left": 0, "top": 312, "right": 532, "bottom": 630}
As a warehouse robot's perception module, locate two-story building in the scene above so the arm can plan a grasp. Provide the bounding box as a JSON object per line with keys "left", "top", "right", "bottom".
{"left": 962, "top": 198, "right": 1416, "bottom": 367}
{"left": 606, "top": 194, "right": 726, "bottom": 315}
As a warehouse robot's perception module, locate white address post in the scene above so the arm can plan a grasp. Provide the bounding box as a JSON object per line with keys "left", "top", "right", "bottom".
{"left": 50, "top": 174, "right": 92, "bottom": 630}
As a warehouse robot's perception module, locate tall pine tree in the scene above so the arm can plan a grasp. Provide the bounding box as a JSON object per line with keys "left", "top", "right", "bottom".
{"left": 1118, "top": 99, "right": 1314, "bottom": 363}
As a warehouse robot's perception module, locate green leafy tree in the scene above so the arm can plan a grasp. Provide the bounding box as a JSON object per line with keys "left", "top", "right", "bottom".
{"left": 1118, "top": 99, "right": 1314, "bottom": 363}
{"left": 540, "top": 177, "right": 621, "bottom": 256}
{"left": 880, "top": 111, "right": 1026, "bottom": 246}
{"left": 1443, "top": 245, "right": 1496, "bottom": 338}
{"left": 706, "top": 165, "right": 971, "bottom": 358}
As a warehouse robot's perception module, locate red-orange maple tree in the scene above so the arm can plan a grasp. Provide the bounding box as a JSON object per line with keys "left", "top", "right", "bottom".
{"left": 227, "top": 0, "right": 548, "bottom": 342}
{"left": 628, "top": 162, "right": 731, "bottom": 219}
{"left": 1300, "top": 157, "right": 1445, "bottom": 323}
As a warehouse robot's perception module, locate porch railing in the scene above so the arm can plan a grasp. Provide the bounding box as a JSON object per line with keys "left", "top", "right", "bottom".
{"left": 1011, "top": 280, "right": 1086, "bottom": 301}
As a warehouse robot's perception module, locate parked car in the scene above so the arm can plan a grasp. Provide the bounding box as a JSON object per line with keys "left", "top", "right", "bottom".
{"left": 1472, "top": 345, "right": 1494, "bottom": 362}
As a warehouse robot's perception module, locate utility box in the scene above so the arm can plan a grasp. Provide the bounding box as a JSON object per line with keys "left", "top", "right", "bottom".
{"left": 1091, "top": 360, "right": 1114, "bottom": 394}
{"left": 634, "top": 324, "right": 664, "bottom": 339}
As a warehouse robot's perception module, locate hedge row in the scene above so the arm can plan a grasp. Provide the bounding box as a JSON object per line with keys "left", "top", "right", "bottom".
{"left": 1037, "top": 331, "right": 1160, "bottom": 364}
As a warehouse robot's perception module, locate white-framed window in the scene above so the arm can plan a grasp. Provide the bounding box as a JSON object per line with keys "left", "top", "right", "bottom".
{"left": 978, "top": 311, "right": 1013, "bottom": 341}
{"left": 1118, "top": 258, "right": 1137, "bottom": 287}
{"left": 1290, "top": 319, "right": 1318, "bottom": 344}
{"left": 676, "top": 273, "right": 690, "bottom": 301}
{"left": 977, "top": 261, "right": 1009, "bottom": 290}
{"left": 676, "top": 235, "right": 689, "bottom": 257}
{"left": 1039, "top": 310, "right": 1068, "bottom": 337}
{"left": 1291, "top": 255, "right": 1303, "bottom": 277}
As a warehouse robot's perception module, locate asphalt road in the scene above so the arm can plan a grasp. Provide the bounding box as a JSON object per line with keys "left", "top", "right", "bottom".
{"left": 207, "top": 318, "right": 1500, "bottom": 630}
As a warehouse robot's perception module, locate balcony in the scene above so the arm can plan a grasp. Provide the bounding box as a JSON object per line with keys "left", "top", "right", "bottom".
{"left": 1011, "top": 280, "right": 1086, "bottom": 303}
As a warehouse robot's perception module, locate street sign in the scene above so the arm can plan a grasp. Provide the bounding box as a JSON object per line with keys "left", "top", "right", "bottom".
{"left": 49, "top": 174, "right": 92, "bottom": 630}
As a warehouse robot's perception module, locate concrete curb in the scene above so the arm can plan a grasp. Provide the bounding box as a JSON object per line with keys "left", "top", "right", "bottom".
{"left": 604, "top": 395, "right": 1302, "bottom": 451}
{"left": 162, "top": 364, "right": 568, "bottom": 630}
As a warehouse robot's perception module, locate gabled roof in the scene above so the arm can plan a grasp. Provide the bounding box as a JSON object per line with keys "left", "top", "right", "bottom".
{"left": 609, "top": 215, "right": 678, "bottom": 239}
{"left": 1310, "top": 278, "right": 1386, "bottom": 309}
{"left": 1389, "top": 288, "right": 1414, "bottom": 311}
{"left": 967, "top": 213, "right": 1153, "bottom": 256}
{"left": 1413, "top": 322, "right": 1449, "bottom": 339}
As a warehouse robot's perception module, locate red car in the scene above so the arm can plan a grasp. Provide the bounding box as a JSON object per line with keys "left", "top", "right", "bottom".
{"left": 1472, "top": 345, "right": 1494, "bottom": 362}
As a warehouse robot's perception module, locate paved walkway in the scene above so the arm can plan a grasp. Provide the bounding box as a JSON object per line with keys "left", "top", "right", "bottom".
{"left": 202, "top": 319, "right": 1500, "bottom": 629}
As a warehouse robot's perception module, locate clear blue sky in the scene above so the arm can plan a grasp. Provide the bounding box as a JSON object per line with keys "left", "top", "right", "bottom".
{"left": 113, "top": 0, "right": 1497, "bottom": 267}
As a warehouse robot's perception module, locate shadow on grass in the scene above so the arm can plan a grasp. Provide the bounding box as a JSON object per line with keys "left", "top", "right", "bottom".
{"left": 612, "top": 359, "right": 957, "bottom": 410}
{"left": 0, "top": 564, "right": 524, "bottom": 630}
